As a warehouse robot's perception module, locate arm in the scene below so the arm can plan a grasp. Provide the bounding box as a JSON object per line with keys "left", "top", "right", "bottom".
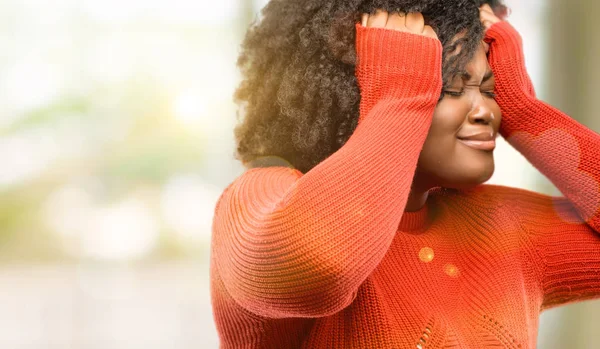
{"left": 486, "top": 21, "right": 600, "bottom": 230}
{"left": 484, "top": 19, "right": 600, "bottom": 310}
{"left": 503, "top": 189, "right": 600, "bottom": 311}
{"left": 212, "top": 18, "right": 442, "bottom": 318}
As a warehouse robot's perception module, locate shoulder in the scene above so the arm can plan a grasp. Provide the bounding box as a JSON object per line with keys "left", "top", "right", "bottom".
{"left": 469, "top": 184, "right": 558, "bottom": 207}
{"left": 236, "top": 165, "right": 303, "bottom": 190}
{"left": 438, "top": 184, "right": 555, "bottom": 204}
{"left": 228, "top": 160, "right": 303, "bottom": 189}
{"left": 238, "top": 156, "right": 304, "bottom": 187}
{"left": 216, "top": 165, "right": 303, "bottom": 211}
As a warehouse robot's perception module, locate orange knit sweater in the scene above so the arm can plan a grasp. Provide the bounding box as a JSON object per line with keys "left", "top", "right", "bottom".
{"left": 210, "top": 21, "right": 600, "bottom": 348}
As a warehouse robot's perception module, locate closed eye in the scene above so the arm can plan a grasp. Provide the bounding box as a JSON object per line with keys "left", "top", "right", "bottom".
{"left": 443, "top": 90, "right": 464, "bottom": 98}
{"left": 482, "top": 91, "right": 496, "bottom": 99}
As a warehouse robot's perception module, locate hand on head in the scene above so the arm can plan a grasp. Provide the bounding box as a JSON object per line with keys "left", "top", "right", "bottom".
{"left": 480, "top": 4, "right": 502, "bottom": 30}
{"left": 361, "top": 10, "right": 437, "bottom": 40}
{"left": 479, "top": 4, "right": 503, "bottom": 53}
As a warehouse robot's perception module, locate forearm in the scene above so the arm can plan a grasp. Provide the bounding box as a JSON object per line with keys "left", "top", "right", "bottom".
{"left": 213, "top": 24, "right": 442, "bottom": 318}
{"left": 504, "top": 98, "right": 600, "bottom": 229}
{"left": 487, "top": 21, "right": 600, "bottom": 230}
{"left": 485, "top": 21, "right": 536, "bottom": 99}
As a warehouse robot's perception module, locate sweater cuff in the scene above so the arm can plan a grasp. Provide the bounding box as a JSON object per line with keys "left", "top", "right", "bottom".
{"left": 485, "top": 21, "right": 523, "bottom": 53}
{"left": 485, "top": 21, "right": 535, "bottom": 97}
{"left": 354, "top": 22, "right": 443, "bottom": 106}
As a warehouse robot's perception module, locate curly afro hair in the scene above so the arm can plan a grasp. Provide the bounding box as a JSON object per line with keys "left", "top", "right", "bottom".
{"left": 233, "top": 0, "right": 509, "bottom": 174}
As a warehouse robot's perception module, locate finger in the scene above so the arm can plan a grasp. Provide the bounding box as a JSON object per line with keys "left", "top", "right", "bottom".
{"left": 386, "top": 11, "right": 407, "bottom": 31}
{"left": 480, "top": 4, "right": 494, "bottom": 14}
{"left": 367, "top": 9, "right": 388, "bottom": 28}
{"left": 481, "top": 15, "right": 498, "bottom": 27}
{"left": 361, "top": 13, "right": 368, "bottom": 27}
{"left": 422, "top": 25, "right": 438, "bottom": 39}
{"left": 480, "top": 10, "right": 501, "bottom": 29}
{"left": 480, "top": 11, "right": 497, "bottom": 21}
{"left": 405, "top": 12, "right": 424, "bottom": 33}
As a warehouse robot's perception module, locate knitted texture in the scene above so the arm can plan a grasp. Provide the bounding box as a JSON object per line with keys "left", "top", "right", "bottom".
{"left": 209, "top": 21, "right": 600, "bottom": 348}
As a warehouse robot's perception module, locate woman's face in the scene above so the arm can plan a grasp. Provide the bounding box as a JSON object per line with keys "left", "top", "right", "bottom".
{"left": 416, "top": 42, "right": 502, "bottom": 190}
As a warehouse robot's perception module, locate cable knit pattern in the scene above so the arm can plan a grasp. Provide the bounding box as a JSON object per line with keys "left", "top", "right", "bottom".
{"left": 209, "top": 22, "right": 600, "bottom": 348}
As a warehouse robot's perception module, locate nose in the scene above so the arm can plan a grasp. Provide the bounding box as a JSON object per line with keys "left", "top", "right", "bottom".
{"left": 467, "top": 102, "right": 494, "bottom": 125}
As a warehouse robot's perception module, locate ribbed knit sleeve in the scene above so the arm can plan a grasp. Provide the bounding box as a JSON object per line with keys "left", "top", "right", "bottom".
{"left": 501, "top": 190, "right": 600, "bottom": 311}
{"left": 486, "top": 22, "right": 600, "bottom": 310}
{"left": 486, "top": 21, "right": 600, "bottom": 229}
{"left": 211, "top": 23, "right": 442, "bottom": 319}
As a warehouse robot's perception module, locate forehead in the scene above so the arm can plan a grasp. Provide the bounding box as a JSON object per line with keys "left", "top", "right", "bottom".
{"left": 464, "top": 43, "right": 491, "bottom": 78}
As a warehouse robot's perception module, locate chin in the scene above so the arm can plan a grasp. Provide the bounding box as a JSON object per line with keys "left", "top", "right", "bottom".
{"left": 436, "top": 162, "right": 495, "bottom": 190}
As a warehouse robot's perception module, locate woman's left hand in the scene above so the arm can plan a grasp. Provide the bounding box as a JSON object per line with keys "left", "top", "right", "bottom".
{"left": 479, "top": 4, "right": 502, "bottom": 31}
{"left": 478, "top": 2, "right": 537, "bottom": 138}
{"left": 479, "top": 4, "right": 502, "bottom": 53}
{"left": 479, "top": 3, "right": 535, "bottom": 99}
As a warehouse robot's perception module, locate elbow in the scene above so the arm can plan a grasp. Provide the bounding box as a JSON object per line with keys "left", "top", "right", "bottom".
{"left": 231, "top": 274, "right": 359, "bottom": 319}
{"left": 221, "top": 258, "right": 359, "bottom": 319}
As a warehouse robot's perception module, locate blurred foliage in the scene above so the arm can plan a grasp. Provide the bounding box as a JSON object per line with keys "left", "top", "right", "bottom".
{"left": 0, "top": 0, "right": 238, "bottom": 262}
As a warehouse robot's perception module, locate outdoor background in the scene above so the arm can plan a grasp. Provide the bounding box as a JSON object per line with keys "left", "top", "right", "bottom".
{"left": 1, "top": 0, "right": 599, "bottom": 348}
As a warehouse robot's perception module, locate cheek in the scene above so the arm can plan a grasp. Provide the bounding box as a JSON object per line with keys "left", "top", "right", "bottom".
{"left": 428, "top": 99, "right": 471, "bottom": 138}
{"left": 418, "top": 99, "right": 468, "bottom": 165}
{"left": 416, "top": 96, "right": 498, "bottom": 187}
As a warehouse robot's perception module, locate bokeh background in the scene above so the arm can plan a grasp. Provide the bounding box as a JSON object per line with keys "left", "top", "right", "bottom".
{"left": 1, "top": 0, "right": 599, "bottom": 348}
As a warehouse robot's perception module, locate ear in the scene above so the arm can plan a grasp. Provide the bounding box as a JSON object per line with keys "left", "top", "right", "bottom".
{"left": 482, "top": 41, "right": 490, "bottom": 54}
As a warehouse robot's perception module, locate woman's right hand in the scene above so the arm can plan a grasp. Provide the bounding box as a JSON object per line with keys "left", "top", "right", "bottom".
{"left": 361, "top": 10, "right": 437, "bottom": 39}
{"left": 355, "top": 10, "right": 442, "bottom": 123}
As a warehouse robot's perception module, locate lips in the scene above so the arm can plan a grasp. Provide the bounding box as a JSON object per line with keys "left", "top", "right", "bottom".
{"left": 457, "top": 131, "right": 496, "bottom": 151}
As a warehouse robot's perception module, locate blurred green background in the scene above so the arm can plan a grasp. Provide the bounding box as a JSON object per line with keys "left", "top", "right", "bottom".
{"left": 0, "top": 0, "right": 599, "bottom": 348}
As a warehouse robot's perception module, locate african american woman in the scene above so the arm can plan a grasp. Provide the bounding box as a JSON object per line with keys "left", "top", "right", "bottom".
{"left": 210, "top": 0, "right": 600, "bottom": 347}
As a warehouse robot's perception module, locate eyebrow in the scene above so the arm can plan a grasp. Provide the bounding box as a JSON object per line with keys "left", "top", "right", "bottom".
{"left": 460, "top": 70, "right": 494, "bottom": 84}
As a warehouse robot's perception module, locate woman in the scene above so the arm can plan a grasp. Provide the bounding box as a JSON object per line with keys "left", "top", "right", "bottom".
{"left": 210, "top": 0, "right": 600, "bottom": 348}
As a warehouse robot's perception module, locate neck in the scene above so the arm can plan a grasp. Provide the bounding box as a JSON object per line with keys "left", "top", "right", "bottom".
{"left": 405, "top": 179, "right": 431, "bottom": 212}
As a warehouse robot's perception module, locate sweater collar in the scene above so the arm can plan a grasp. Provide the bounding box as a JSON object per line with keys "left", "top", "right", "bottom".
{"left": 398, "top": 201, "right": 431, "bottom": 233}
